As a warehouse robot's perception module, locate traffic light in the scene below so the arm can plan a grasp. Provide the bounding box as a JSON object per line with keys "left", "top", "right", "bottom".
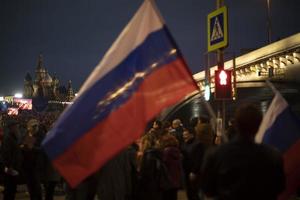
{"left": 214, "top": 69, "right": 232, "bottom": 100}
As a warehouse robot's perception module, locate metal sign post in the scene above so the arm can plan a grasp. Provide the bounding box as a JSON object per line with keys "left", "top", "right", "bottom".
{"left": 207, "top": 0, "right": 230, "bottom": 143}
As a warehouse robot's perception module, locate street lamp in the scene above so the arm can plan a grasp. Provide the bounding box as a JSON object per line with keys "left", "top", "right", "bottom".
{"left": 14, "top": 93, "right": 23, "bottom": 98}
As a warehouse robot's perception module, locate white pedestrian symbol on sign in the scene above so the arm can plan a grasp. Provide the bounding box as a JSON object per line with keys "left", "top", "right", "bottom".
{"left": 211, "top": 17, "right": 224, "bottom": 41}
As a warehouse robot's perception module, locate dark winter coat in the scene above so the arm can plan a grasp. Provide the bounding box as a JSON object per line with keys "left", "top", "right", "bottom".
{"left": 182, "top": 138, "right": 205, "bottom": 175}
{"left": 137, "top": 148, "right": 163, "bottom": 200}
{"left": 96, "top": 148, "right": 136, "bottom": 200}
{"left": 21, "top": 130, "right": 45, "bottom": 174}
{"left": 201, "top": 137, "right": 285, "bottom": 200}
{"left": 162, "top": 146, "right": 182, "bottom": 189}
{"left": 1, "top": 131, "right": 23, "bottom": 172}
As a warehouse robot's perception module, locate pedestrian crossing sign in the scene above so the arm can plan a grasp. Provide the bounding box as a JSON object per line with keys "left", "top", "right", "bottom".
{"left": 207, "top": 6, "right": 228, "bottom": 52}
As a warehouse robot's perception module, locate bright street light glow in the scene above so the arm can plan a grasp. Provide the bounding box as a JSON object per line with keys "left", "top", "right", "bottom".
{"left": 204, "top": 85, "right": 210, "bottom": 101}
{"left": 14, "top": 93, "right": 23, "bottom": 98}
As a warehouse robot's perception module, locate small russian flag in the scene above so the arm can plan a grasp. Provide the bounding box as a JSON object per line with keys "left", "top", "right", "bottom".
{"left": 256, "top": 92, "right": 300, "bottom": 200}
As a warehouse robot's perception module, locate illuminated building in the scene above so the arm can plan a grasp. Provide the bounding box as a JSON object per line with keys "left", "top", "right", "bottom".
{"left": 24, "top": 54, "right": 75, "bottom": 101}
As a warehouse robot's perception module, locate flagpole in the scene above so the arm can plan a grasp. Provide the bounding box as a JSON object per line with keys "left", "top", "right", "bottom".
{"left": 266, "top": 79, "right": 278, "bottom": 94}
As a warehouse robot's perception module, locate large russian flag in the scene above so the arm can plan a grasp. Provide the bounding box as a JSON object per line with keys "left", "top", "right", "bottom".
{"left": 256, "top": 92, "right": 300, "bottom": 200}
{"left": 42, "top": 0, "right": 198, "bottom": 187}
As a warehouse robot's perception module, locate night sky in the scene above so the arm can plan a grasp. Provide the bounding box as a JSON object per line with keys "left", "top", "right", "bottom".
{"left": 0, "top": 0, "right": 299, "bottom": 95}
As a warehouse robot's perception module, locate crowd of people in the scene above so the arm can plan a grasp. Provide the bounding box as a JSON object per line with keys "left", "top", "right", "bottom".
{"left": 0, "top": 103, "right": 288, "bottom": 200}
{"left": 0, "top": 110, "right": 61, "bottom": 200}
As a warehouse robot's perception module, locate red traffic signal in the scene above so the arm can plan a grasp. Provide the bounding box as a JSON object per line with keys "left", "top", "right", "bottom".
{"left": 215, "top": 69, "right": 232, "bottom": 100}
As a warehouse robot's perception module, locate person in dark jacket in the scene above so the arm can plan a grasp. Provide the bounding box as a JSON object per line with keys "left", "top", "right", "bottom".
{"left": 194, "top": 116, "right": 214, "bottom": 148}
{"left": 97, "top": 148, "right": 136, "bottom": 200}
{"left": 2, "top": 120, "right": 23, "bottom": 200}
{"left": 160, "top": 134, "right": 182, "bottom": 200}
{"left": 126, "top": 143, "right": 139, "bottom": 200}
{"left": 20, "top": 119, "right": 44, "bottom": 200}
{"left": 182, "top": 127, "right": 205, "bottom": 200}
{"left": 40, "top": 146, "right": 61, "bottom": 200}
{"left": 137, "top": 135, "right": 163, "bottom": 200}
{"left": 39, "top": 123, "right": 61, "bottom": 200}
{"left": 201, "top": 103, "right": 285, "bottom": 200}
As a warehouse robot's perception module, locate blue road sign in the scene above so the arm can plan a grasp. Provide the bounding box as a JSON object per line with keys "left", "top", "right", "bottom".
{"left": 207, "top": 6, "right": 228, "bottom": 52}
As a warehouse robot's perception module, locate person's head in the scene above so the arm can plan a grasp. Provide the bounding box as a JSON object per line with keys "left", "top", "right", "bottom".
{"left": 27, "top": 119, "right": 39, "bottom": 134}
{"left": 152, "top": 120, "right": 162, "bottom": 130}
{"left": 172, "top": 119, "right": 182, "bottom": 129}
{"left": 162, "top": 121, "right": 172, "bottom": 132}
{"left": 183, "top": 127, "right": 195, "bottom": 143}
{"left": 160, "top": 134, "right": 179, "bottom": 149}
{"left": 234, "top": 103, "right": 262, "bottom": 140}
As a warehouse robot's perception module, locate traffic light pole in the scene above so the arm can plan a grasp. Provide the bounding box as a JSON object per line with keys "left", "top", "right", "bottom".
{"left": 233, "top": 54, "right": 237, "bottom": 100}
{"left": 216, "top": 0, "right": 226, "bottom": 144}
